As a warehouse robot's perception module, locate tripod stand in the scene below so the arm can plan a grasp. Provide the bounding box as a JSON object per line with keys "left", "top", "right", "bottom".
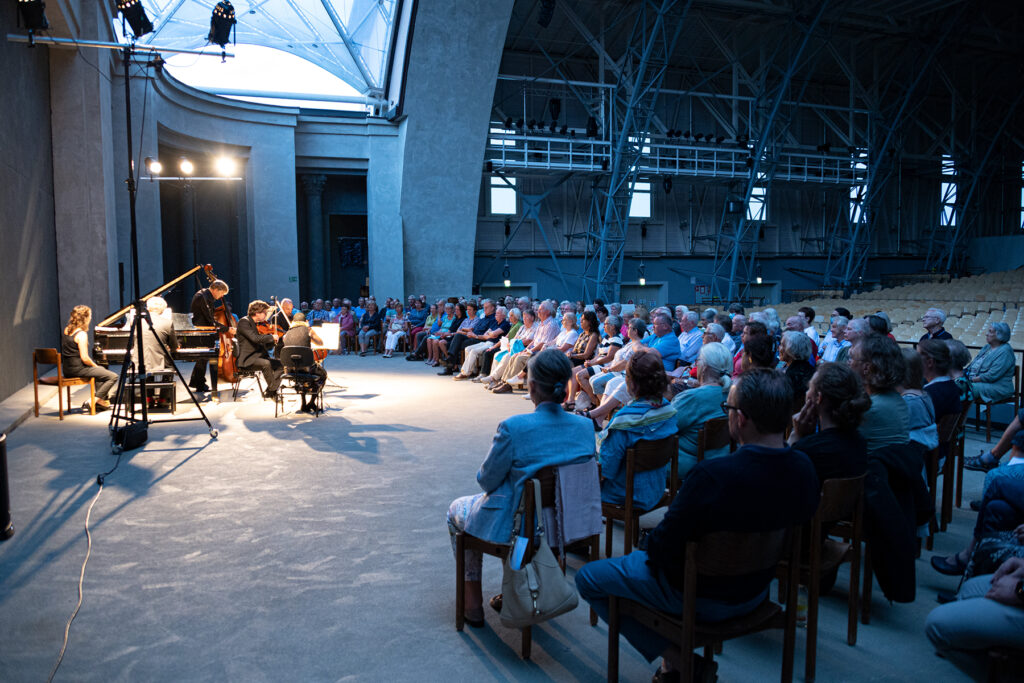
{"left": 107, "top": 44, "right": 218, "bottom": 454}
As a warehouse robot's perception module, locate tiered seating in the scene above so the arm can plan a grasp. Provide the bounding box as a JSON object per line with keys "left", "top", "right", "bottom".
{"left": 752, "top": 270, "right": 1024, "bottom": 351}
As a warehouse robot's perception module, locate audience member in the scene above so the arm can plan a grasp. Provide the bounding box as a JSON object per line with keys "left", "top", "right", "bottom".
{"left": 799, "top": 306, "right": 819, "bottom": 346}
{"left": 920, "top": 308, "right": 953, "bottom": 342}
{"left": 569, "top": 315, "right": 624, "bottom": 409}
{"left": 576, "top": 318, "right": 647, "bottom": 423}
{"left": 597, "top": 350, "right": 677, "bottom": 510}
{"left": 899, "top": 348, "right": 938, "bottom": 451}
{"left": 734, "top": 321, "right": 768, "bottom": 376}
{"left": 918, "top": 339, "right": 962, "bottom": 421}
{"left": 671, "top": 342, "right": 732, "bottom": 477}
{"left": 780, "top": 330, "right": 814, "bottom": 412}
{"left": 357, "top": 300, "right": 384, "bottom": 356}
{"left": 677, "top": 311, "right": 702, "bottom": 365}
{"left": 308, "top": 298, "right": 331, "bottom": 324}
{"left": 842, "top": 318, "right": 873, "bottom": 359}
{"left": 382, "top": 303, "right": 409, "bottom": 358}
{"left": 742, "top": 334, "right": 776, "bottom": 373}
{"left": 441, "top": 300, "right": 499, "bottom": 375}
{"left": 576, "top": 369, "right": 819, "bottom": 681}
{"left": 446, "top": 350, "right": 595, "bottom": 628}
{"left": 851, "top": 335, "right": 910, "bottom": 453}
{"left": 966, "top": 323, "right": 1016, "bottom": 405}
{"left": 644, "top": 312, "right": 681, "bottom": 371}
{"left": 426, "top": 303, "right": 465, "bottom": 367}
{"left": 947, "top": 339, "right": 976, "bottom": 403}
{"left": 819, "top": 316, "right": 851, "bottom": 362}
{"left": 489, "top": 301, "right": 561, "bottom": 393}
{"left": 568, "top": 311, "right": 600, "bottom": 367}
{"left": 453, "top": 306, "right": 510, "bottom": 379}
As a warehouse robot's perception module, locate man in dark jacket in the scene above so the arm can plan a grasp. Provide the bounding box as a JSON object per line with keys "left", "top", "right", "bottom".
{"left": 189, "top": 279, "right": 230, "bottom": 392}
{"left": 236, "top": 300, "right": 283, "bottom": 399}
{"left": 576, "top": 369, "right": 819, "bottom": 680}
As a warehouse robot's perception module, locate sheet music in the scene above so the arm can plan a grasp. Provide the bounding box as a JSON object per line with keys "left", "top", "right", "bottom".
{"left": 313, "top": 322, "right": 340, "bottom": 351}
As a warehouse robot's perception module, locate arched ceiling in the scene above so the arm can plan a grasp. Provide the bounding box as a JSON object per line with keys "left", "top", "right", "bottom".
{"left": 128, "top": 0, "right": 400, "bottom": 95}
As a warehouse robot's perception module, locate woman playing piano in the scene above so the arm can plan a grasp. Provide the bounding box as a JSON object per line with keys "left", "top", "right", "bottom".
{"left": 62, "top": 305, "right": 119, "bottom": 411}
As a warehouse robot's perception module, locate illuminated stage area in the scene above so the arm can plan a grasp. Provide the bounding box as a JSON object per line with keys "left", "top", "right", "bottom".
{"left": 0, "top": 357, "right": 988, "bottom": 680}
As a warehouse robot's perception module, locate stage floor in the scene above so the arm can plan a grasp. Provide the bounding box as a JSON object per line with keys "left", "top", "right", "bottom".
{"left": 0, "top": 355, "right": 987, "bottom": 681}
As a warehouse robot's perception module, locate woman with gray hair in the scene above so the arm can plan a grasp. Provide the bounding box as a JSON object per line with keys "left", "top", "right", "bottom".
{"left": 965, "top": 322, "right": 1016, "bottom": 404}
{"left": 446, "top": 349, "right": 595, "bottom": 628}
{"left": 567, "top": 315, "right": 624, "bottom": 410}
{"left": 780, "top": 330, "right": 814, "bottom": 412}
{"left": 670, "top": 341, "right": 733, "bottom": 477}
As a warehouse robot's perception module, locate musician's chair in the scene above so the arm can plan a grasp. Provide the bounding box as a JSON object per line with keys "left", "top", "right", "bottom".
{"left": 277, "top": 346, "right": 325, "bottom": 417}
{"left": 33, "top": 348, "right": 95, "bottom": 420}
{"left": 231, "top": 366, "right": 265, "bottom": 402}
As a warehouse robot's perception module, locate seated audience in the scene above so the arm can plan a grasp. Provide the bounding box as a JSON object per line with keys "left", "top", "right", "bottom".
{"left": 336, "top": 303, "right": 356, "bottom": 354}
{"left": 382, "top": 303, "right": 409, "bottom": 358}
{"left": 819, "top": 315, "right": 851, "bottom": 362}
{"left": 357, "top": 301, "right": 384, "bottom": 356}
{"left": 788, "top": 361, "right": 869, "bottom": 485}
{"left": 576, "top": 369, "right": 819, "bottom": 681}
{"left": 841, "top": 317, "right": 873, "bottom": 360}
{"left": 489, "top": 302, "right": 561, "bottom": 393}
{"left": 307, "top": 298, "right": 332, "bottom": 324}
{"left": 926, "top": 556, "right": 1024, "bottom": 656}
{"left": 919, "top": 339, "right": 962, "bottom": 422}
{"left": 728, "top": 314, "right": 745, "bottom": 351}
{"left": 677, "top": 311, "right": 702, "bottom": 365}
{"left": 567, "top": 315, "right": 623, "bottom": 410}
{"left": 478, "top": 309, "right": 537, "bottom": 386}
{"left": 920, "top": 307, "right": 953, "bottom": 342}
{"left": 411, "top": 302, "right": 452, "bottom": 362}
{"left": 947, "top": 339, "right": 976, "bottom": 404}
{"left": 568, "top": 311, "right": 600, "bottom": 367}
{"left": 576, "top": 318, "right": 646, "bottom": 423}
{"left": 61, "top": 305, "right": 119, "bottom": 410}
{"left": 671, "top": 342, "right": 732, "bottom": 477}
{"left": 427, "top": 303, "right": 468, "bottom": 367}
{"left": 742, "top": 333, "right": 776, "bottom": 373}
{"left": 799, "top": 306, "right": 819, "bottom": 347}
{"left": 899, "top": 348, "right": 938, "bottom": 451}
{"left": 645, "top": 312, "right": 682, "bottom": 371}
{"left": 734, "top": 320, "right": 769, "bottom": 376}
{"left": 780, "top": 330, "right": 814, "bottom": 412}
{"left": 446, "top": 350, "right": 595, "bottom": 628}
{"left": 966, "top": 406, "right": 1024, "bottom": 473}
{"left": 851, "top": 335, "right": 910, "bottom": 453}
{"left": 597, "top": 350, "right": 677, "bottom": 510}
{"left": 441, "top": 300, "right": 499, "bottom": 375}
{"left": 453, "top": 306, "right": 511, "bottom": 379}
{"left": 406, "top": 298, "right": 428, "bottom": 337}
{"left": 966, "top": 323, "right": 1016, "bottom": 405}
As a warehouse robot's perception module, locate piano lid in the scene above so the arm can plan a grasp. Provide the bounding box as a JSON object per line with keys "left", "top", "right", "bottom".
{"left": 97, "top": 264, "right": 205, "bottom": 327}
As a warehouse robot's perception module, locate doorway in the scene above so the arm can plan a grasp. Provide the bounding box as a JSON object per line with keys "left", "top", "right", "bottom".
{"left": 330, "top": 215, "right": 368, "bottom": 301}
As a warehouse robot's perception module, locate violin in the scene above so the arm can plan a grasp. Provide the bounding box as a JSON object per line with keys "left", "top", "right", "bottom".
{"left": 203, "top": 264, "right": 238, "bottom": 383}
{"left": 269, "top": 296, "right": 327, "bottom": 363}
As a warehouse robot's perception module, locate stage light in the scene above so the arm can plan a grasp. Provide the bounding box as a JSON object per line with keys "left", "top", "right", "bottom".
{"left": 549, "top": 121, "right": 557, "bottom": 133}
{"left": 560, "top": 125, "right": 568, "bottom": 135}
{"left": 716, "top": 135, "right": 725, "bottom": 144}
{"left": 569, "top": 129, "right": 576, "bottom": 139}
{"left": 504, "top": 116, "right": 513, "bottom": 129}
{"left": 209, "top": 0, "right": 236, "bottom": 49}
{"left": 755, "top": 276, "right": 763, "bottom": 285}
{"left": 117, "top": 0, "right": 154, "bottom": 39}
{"left": 179, "top": 157, "right": 194, "bottom": 176}
{"left": 214, "top": 156, "right": 236, "bottom": 176}
{"left": 682, "top": 130, "right": 691, "bottom": 139}
{"left": 586, "top": 116, "right": 599, "bottom": 139}
{"left": 144, "top": 157, "right": 162, "bottom": 175}
{"left": 503, "top": 263, "right": 511, "bottom": 288}
{"left": 638, "top": 263, "right": 646, "bottom": 287}
{"left": 516, "top": 117, "right": 524, "bottom": 130}
{"left": 528, "top": 119, "right": 536, "bottom": 131}
{"left": 18, "top": 0, "right": 49, "bottom": 31}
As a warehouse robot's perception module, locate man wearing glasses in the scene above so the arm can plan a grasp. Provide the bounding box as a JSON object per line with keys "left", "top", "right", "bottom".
{"left": 920, "top": 308, "right": 953, "bottom": 342}
{"left": 576, "top": 368, "right": 820, "bottom": 681}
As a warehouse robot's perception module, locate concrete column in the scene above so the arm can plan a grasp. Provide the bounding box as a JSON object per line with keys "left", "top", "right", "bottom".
{"left": 302, "top": 174, "right": 327, "bottom": 297}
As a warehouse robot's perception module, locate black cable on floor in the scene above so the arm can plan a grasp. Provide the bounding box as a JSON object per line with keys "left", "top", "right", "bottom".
{"left": 47, "top": 453, "right": 122, "bottom": 683}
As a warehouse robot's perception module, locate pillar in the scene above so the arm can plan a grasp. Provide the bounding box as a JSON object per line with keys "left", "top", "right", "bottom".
{"left": 302, "top": 173, "right": 327, "bottom": 298}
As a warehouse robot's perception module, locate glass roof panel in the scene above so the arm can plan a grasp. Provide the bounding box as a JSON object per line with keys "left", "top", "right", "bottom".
{"left": 123, "top": 0, "right": 398, "bottom": 95}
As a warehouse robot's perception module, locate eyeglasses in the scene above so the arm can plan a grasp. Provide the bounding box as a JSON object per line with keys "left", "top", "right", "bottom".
{"left": 721, "top": 401, "right": 742, "bottom": 414}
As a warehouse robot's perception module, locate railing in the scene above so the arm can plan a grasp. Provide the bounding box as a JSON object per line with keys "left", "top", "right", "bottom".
{"left": 484, "top": 133, "right": 868, "bottom": 186}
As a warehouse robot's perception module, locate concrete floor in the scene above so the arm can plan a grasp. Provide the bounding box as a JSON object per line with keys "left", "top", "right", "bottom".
{"left": 0, "top": 355, "right": 993, "bottom": 681}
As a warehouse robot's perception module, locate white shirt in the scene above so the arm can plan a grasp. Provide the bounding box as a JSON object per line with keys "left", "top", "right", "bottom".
{"left": 677, "top": 327, "right": 703, "bottom": 364}
{"left": 552, "top": 327, "right": 580, "bottom": 350}
{"left": 804, "top": 325, "right": 819, "bottom": 347}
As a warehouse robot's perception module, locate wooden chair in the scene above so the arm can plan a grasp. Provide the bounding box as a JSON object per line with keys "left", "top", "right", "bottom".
{"left": 974, "top": 363, "right": 1020, "bottom": 442}
{"left": 602, "top": 435, "right": 678, "bottom": 559}
{"left": 783, "top": 475, "right": 865, "bottom": 683}
{"left": 607, "top": 526, "right": 802, "bottom": 683}
{"left": 952, "top": 399, "right": 973, "bottom": 509}
{"left": 33, "top": 348, "right": 95, "bottom": 420}
{"left": 696, "top": 416, "right": 734, "bottom": 464}
{"left": 455, "top": 463, "right": 601, "bottom": 659}
{"left": 925, "top": 410, "right": 968, "bottom": 547}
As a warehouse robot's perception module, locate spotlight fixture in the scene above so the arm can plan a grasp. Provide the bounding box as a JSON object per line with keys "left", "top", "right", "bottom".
{"left": 504, "top": 116, "right": 513, "bottom": 129}
{"left": 17, "top": 0, "right": 49, "bottom": 31}
{"left": 515, "top": 118, "right": 524, "bottom": 130}
{"left": 569, "top": 129, "right": 576, "bottom": 139}
{"left": 755, "top": 276, "right": 763, "bottom": 285}
{"left": 586, "top": 116, "right": 599, "bottom": 139}
{"left": 549, "top": 121, "right": 557, "bottom": 133}
{"left": 528, "top": 119, "right": 537, "bottom": 131}
{"left": 117, "top": 0, "right": 154, "bottom": 39}
{"left": 144, "top": 157, "right": 162, "bottom": 175}
{"left": 179, "top": 157, "right": 194, "bottom": 176}
{"left": 209, "top": 0, "right": 236, "bottom": 48}
{"left": 715, "top": 135, "right": 725, "bottom": 144}
{"left": 560, "top": 125, "right": 568, "bottom": 135}
{"left": 638, "top": 263, "right": 646, "bottom": 287}
{"left": 502, "top": 263, "right": 511, "bottom": 288}
{"left": 214, "top": 156, "right": 236, "bottom": 176}
{"left": 682, "top": 130, "right": 691, "bottom": 139}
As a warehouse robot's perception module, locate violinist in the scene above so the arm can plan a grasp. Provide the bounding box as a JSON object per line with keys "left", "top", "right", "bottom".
{"left": 281, "top": 312, "right": 328, "bottom": 413}
{"left": 237, "top": 299, "right": 284, "bottom": 400}
{"left": 189, "top": 279, "right": 230, "bottom": 393}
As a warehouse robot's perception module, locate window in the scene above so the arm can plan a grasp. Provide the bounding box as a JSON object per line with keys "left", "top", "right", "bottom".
{"left": 489, "top": 126, "right": 515, "bottom": 147}
{"left": 940, "top": 154, "right": 957, "bottom": 227}
{"left": 490, "top": 176, "right": 516, "bottom": 215}
{"left": 849, "top": 152, "right": 868, "bottom": 223}
{"left": 747, "top": 172, "right": 767, "bottom": 221}
{"left": 629, "top": 181, "right": 651, "bottom": 218}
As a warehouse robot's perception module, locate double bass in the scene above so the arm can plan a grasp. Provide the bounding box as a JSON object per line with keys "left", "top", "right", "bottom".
{"left": 203, "top": 265, "right": 238, "bottom": 383}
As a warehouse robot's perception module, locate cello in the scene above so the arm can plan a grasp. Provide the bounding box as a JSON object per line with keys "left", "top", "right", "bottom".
{"left": 270, "top": 296, "right": 327, "bottom": 363}
{"left": 203, "top": 264, "right": 238, "bottom": 383}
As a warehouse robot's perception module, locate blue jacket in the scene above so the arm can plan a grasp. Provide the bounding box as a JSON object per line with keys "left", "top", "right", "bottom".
{"left": 465, "top": 402, "right": 595, "bottom": 542}
{"left": 598, "top": 399, "right": 679, "bottom": 510}
{"left": 642, "top": 332, "right": 681, "bottom": 370}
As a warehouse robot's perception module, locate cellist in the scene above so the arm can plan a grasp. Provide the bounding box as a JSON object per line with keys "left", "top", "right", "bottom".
{"left": 236, "top": 300, "right": 284, "bottom": 400}
{"left": 189, "top": 279, "right": 231, "bottom": 393}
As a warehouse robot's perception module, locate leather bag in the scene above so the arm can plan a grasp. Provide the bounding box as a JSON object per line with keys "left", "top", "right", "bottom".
{"left": 499, "top": 479, "right": 579, "bottom": 628}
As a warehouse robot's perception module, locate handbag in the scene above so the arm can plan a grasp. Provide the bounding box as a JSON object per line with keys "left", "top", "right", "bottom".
{"left": 499, "top": 479, "right": 579, "bottom": 629}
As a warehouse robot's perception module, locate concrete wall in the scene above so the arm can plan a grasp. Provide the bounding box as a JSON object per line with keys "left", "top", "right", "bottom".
{"left": 0, "top": 7, "right": 59, "bottom": 403}
{"left": 398, "top": 0, "right": 514, "bottom": 299}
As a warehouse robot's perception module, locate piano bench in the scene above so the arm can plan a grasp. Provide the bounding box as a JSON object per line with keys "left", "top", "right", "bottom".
{"left": 129, "top": 372, "right": 178, "bottom": 414}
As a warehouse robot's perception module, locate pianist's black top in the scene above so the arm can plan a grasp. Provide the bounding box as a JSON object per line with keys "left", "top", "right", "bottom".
{"left": 61, "top": 332, "right": 87, "bottom": 376}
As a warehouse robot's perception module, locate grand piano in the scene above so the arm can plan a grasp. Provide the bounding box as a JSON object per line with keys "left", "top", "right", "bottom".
{"left": 93, "top": 265, "right": 223, "bottom": 392}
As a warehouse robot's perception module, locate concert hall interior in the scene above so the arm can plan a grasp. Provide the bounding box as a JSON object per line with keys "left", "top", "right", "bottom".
{"left": 3, "top": 1, "right": 1024, "bottom": 681}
